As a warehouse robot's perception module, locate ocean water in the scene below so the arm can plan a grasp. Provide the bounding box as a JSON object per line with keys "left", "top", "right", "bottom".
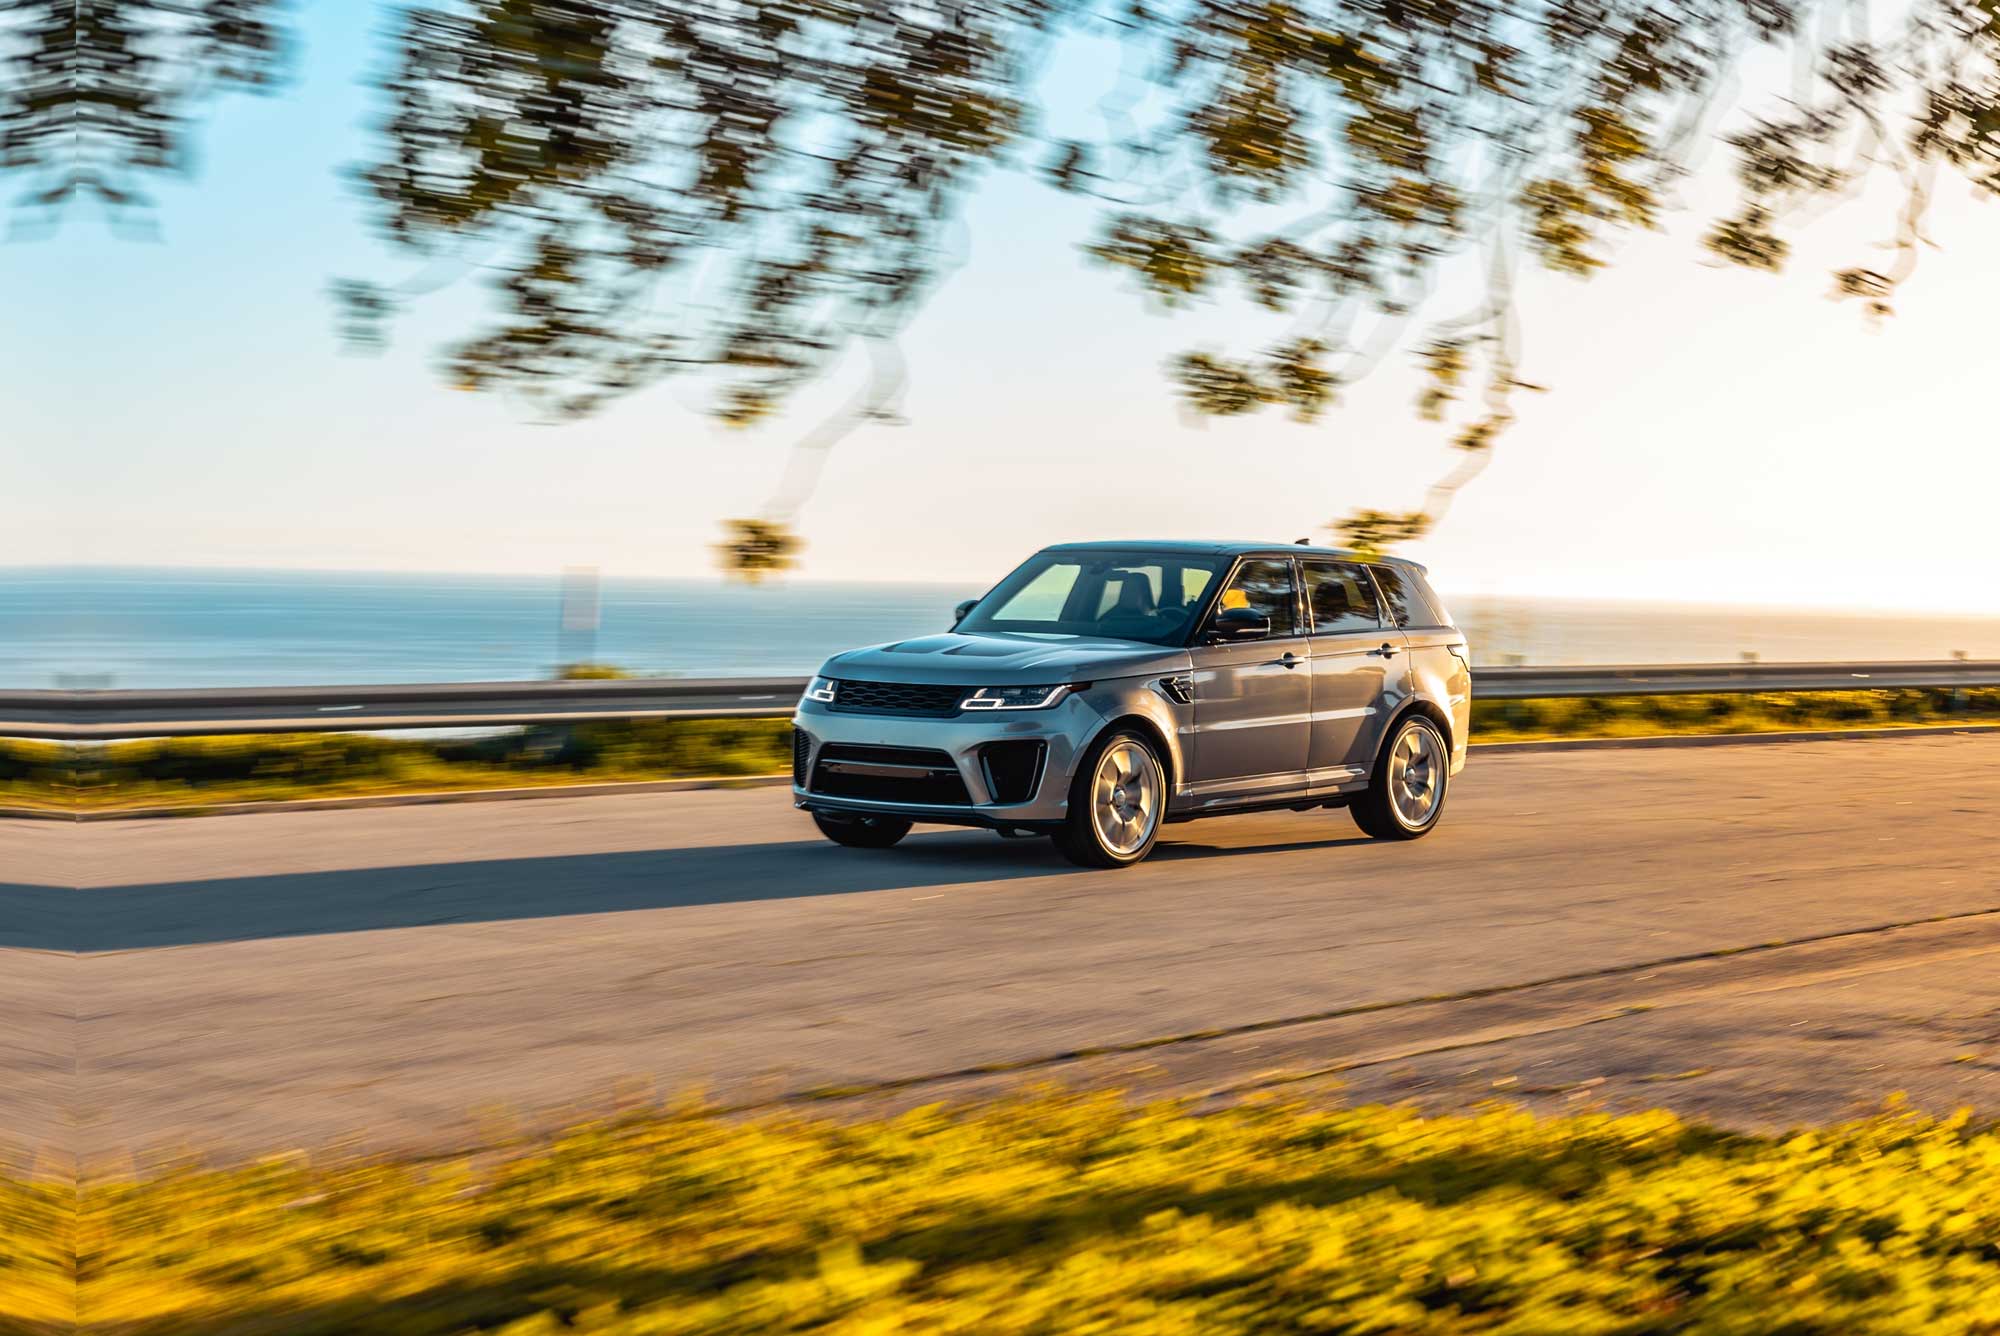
{"left": 6, "top": 567, "right": 1999, "bottom": 689}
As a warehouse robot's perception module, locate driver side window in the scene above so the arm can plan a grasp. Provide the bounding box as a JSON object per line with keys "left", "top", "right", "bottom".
{"left": 1209, "top": 559, "right": 1298, "bottom": 638}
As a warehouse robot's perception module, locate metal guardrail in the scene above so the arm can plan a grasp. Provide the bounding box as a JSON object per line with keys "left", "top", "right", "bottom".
{"left": 2, "top": 661, "right": 1996, "bottom": 741}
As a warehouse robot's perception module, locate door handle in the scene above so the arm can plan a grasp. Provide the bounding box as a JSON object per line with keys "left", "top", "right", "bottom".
{"left": 1278, "top": 651, "right": 1303, "bottom": 668}
{"left": 1369, "top": 643, "right": 1398, "bottom": 658}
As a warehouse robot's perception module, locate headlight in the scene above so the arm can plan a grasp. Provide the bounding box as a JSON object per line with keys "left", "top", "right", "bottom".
{"left": 959, "top": 684, "right": 1071, "bottom": 711}
{"left": 802, "top": 677, "right": 838, "bottom": 704}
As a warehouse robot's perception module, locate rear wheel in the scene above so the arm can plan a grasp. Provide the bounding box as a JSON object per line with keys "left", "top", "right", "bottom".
{"left": 812, "top": 810, "right": 913, "bottom": 849}
{"left": 1054, "top": 729, "right": 1166, "bottom": 868}
{"left": 1351, "top": 714, "right": 1449, "bottom": 840}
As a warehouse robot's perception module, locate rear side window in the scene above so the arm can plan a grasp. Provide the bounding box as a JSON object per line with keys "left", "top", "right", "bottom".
{"left": 1408, "top": 570, "right": 1453, "bottom": 627}
{"left": 1368, "top": 565, "right": 1447, "bottom": 629}
{"left": 1301, "top": 561, "right": 1381, "bottom": 633}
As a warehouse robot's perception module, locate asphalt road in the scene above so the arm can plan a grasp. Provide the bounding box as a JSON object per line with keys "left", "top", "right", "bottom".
{"left": 5, "top": 731, "right": 1998, "bottom": 1170}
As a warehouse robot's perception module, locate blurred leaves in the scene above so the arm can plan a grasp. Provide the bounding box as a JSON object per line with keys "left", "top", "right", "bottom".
{"left": 12, "top": 0, "right": 2000, "bottom": 554}
{"left": 1173, "top": 336, "right": 1337, "bottom": 421}
{"left": 0, "top": 0, "right": 291, "bottom": 214}
{"left": 715, "top": 517, "right": 804, "bottom": 582}
{"left": 1336, "top": 507, "right": 1433, "bottom": 556}
{"left": 336, "top": 0, "right": 1999, "bottom": 410}
{"left": 351, "top": 0, "right": 1056, "bottom": 421}
{"left": 335, "top": 0, "right": 2000, "bottom": 551}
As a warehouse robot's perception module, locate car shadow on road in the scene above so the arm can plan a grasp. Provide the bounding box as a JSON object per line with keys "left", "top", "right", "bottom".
{"left": 1150, "top": 834, "right": 1377, "bottom": 861}
{"left": 8, "top": 830, "right": 1071, "bottom": 952}
{"left": 6, "top": 818, "right": 1385, "bottom": 953}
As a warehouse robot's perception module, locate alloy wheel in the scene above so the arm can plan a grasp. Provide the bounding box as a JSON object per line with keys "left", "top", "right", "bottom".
{"left": 1387, "top": 722, "right": 1443, "bottom": 828}
{"left": 1089, "top": 738, "right": 1163, "bottom": 857}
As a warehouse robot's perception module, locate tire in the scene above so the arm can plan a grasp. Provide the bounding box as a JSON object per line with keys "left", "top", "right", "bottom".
{"left": 1054, "top": 728, "right": 1167, "bottom": 868}
{"left": 1351, "top": 713, "right": 1450, "bottom": 841}
{"left": 812, "top": 810, "right": 913, "bottom": 849}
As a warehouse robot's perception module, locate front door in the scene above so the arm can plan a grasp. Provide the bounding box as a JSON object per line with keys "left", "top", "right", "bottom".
{"left": 1183, "top": 558, "right": 1311, "bottom": 806}
{"left": 1300, "top": 559, "right": 1409, "bottom": 790}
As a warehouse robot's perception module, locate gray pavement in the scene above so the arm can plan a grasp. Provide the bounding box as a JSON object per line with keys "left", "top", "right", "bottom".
{"left": 4, "top": 731, "right": 1997, "bottom": 1170}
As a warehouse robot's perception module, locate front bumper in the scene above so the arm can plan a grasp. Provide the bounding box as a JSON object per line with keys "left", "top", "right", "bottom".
{"left": 791, "top": 694, "right": 1103, "bottom": 828}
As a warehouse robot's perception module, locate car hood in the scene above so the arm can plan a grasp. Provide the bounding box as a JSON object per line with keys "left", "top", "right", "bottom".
{"left": 820, "top": 632, "right": 1191, "bottom": 685}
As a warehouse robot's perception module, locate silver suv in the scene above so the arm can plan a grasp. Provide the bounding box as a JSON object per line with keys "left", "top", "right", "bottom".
{"left": 792, "top": 541, "right": 1470, "bottom": 867}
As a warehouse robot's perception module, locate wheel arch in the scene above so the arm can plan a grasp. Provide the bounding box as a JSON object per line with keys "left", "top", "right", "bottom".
{"left": 1378, "top": 694, "right": 1454, "bottom": 767}
{"left": 1078, "top": 709, "right": 1179, "bottom": 796}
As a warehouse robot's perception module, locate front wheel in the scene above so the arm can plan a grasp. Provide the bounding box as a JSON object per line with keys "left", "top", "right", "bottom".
{"left": 812, "top": 810, "right": 913, "bottom": 849}
{"left": 1054, "top": 729, "right": 1167, "bottom": 868}
{"left": 1351, "top": 714, "right": 1450, "bottom": 841}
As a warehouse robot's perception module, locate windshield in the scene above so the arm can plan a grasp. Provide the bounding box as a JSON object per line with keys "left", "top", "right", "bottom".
{"left": 957, "top": 551, "right": 1227, "bottom": 646}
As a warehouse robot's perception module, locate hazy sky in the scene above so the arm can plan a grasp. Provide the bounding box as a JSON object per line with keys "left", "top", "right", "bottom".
{"left": 9, "top": 4, "right": 1998, "bottom": 611}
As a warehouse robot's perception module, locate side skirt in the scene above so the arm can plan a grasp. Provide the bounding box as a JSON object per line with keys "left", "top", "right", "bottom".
{"left": 1163, "top": 793, "right": 1351, "bottom": 824}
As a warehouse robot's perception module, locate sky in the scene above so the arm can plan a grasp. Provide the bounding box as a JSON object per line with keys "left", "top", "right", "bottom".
{"left": 6, "top": 4, "right": 1998, "bottom": 611}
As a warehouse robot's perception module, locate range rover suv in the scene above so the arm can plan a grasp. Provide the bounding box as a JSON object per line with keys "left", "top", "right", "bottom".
{"left": 792, "top": 541, "right": 1471, "bottom": 867}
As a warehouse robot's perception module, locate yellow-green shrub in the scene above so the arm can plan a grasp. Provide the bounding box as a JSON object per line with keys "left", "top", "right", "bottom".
{"left": 1473, "top": 687, "right": 2000, "bottom": 742}
{"left": 0, "top": 1172, "right": 70, "bottom": 1336}
{"left": 23, "top": 1095, "right": 2000, "bottom": 1334}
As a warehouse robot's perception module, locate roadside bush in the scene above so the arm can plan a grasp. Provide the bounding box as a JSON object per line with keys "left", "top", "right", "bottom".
{"left": 0, "top": 740, "right": 66, "bottom": 794}
{"left": 110, "top": 734, "right": 411, "bottom": 785}
{"left": 435, "top": 719, "right": 790, "bottom": 777}
{"left": 0, "top": 1170, "right": 69, "bottom": 1336}
{"left": 30, "top": 1095, "right": 2000, "bottom": 1335}
{"left": 8, "top": 688, "right": 1995, "bottom": 810}
{"left": 1473, "top": 688, "right": 2000, "bottom": 743}
{"left": 6, "top": 720, "right": 798, "bottom": 810}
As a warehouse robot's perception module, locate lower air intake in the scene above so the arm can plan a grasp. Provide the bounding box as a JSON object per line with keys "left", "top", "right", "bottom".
{"left": 810, "top": 744, "right": 971, "bottom": 806}
{"left": 980, "top": 740, "right": 1047, "bottom": 805}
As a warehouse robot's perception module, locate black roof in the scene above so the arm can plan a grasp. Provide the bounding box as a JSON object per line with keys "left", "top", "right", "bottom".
{"left": 1040, "top": 539, "right": 1428, "bottom": 572}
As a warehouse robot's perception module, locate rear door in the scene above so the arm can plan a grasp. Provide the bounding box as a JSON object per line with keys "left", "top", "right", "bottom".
{"left": 1301, "top": 559, "right": 1408, "bottom": 788}
{"left": 1370, "top": 562, "right": 1469, "bottom": 764}
{"left": 1182, "top": 558, "right": 1311, "bottom": 805}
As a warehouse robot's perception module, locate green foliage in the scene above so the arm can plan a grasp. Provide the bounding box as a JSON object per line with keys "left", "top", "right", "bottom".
{"left": 0, "top": 1, "right": 290, "bottom": 212}
{"left": 1172, "top": 337, "right": 1338, "bottom": 422}
{"left": 1474, "top": 687, "right": 2000, "bottom": 742}
{"left": 349, "top": 0, "right": 1057, "bottom": 423}
{"left": 557, "top": 663, "right": 635, "bottom": 680}
{"left": 330, "top": 0, "right": 2000, "bottom": 556}
{"left": 19, "top": 1094, "right": 2000, "bottom": 1333}
{"left": 7, "top": 688, "right": 1994, "bottom": 813}
{"left": 10, "top": 719, "right": 794, "bottom": 811}
{"left": 0, "top": 740, "right": 71, "bottom": 804}
{"left": 21, "top": 1, "right": 2000, "bottom": 556}
{"left": 1336, "top": 508, "right": 1433, "bottom": 556}
{"left": 715, "top": 518, "right": 805, "bottom": 583}
{"left": 0, "top": 1168, "right": 70, "bottom": 1335}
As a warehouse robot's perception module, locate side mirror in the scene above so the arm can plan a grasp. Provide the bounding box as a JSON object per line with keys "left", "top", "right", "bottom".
{"left": 1209, "top": 606, "right": 1271, "bottom": 643}
{"left": 953, "top": 599, "right": 978, "bottom": 626}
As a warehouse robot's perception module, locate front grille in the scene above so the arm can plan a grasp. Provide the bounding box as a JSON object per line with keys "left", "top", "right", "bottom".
{"left": 810, "top": 744, "right": 971, "bottom": 806}
{"left": 829, "top": 679, "right": 965, "bottom": 717}
{"left": 791, "top": 728, "right": 813, "bottom": 787}
{"left": 980, "top": 740, "right": 1047, "bottom": 805}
